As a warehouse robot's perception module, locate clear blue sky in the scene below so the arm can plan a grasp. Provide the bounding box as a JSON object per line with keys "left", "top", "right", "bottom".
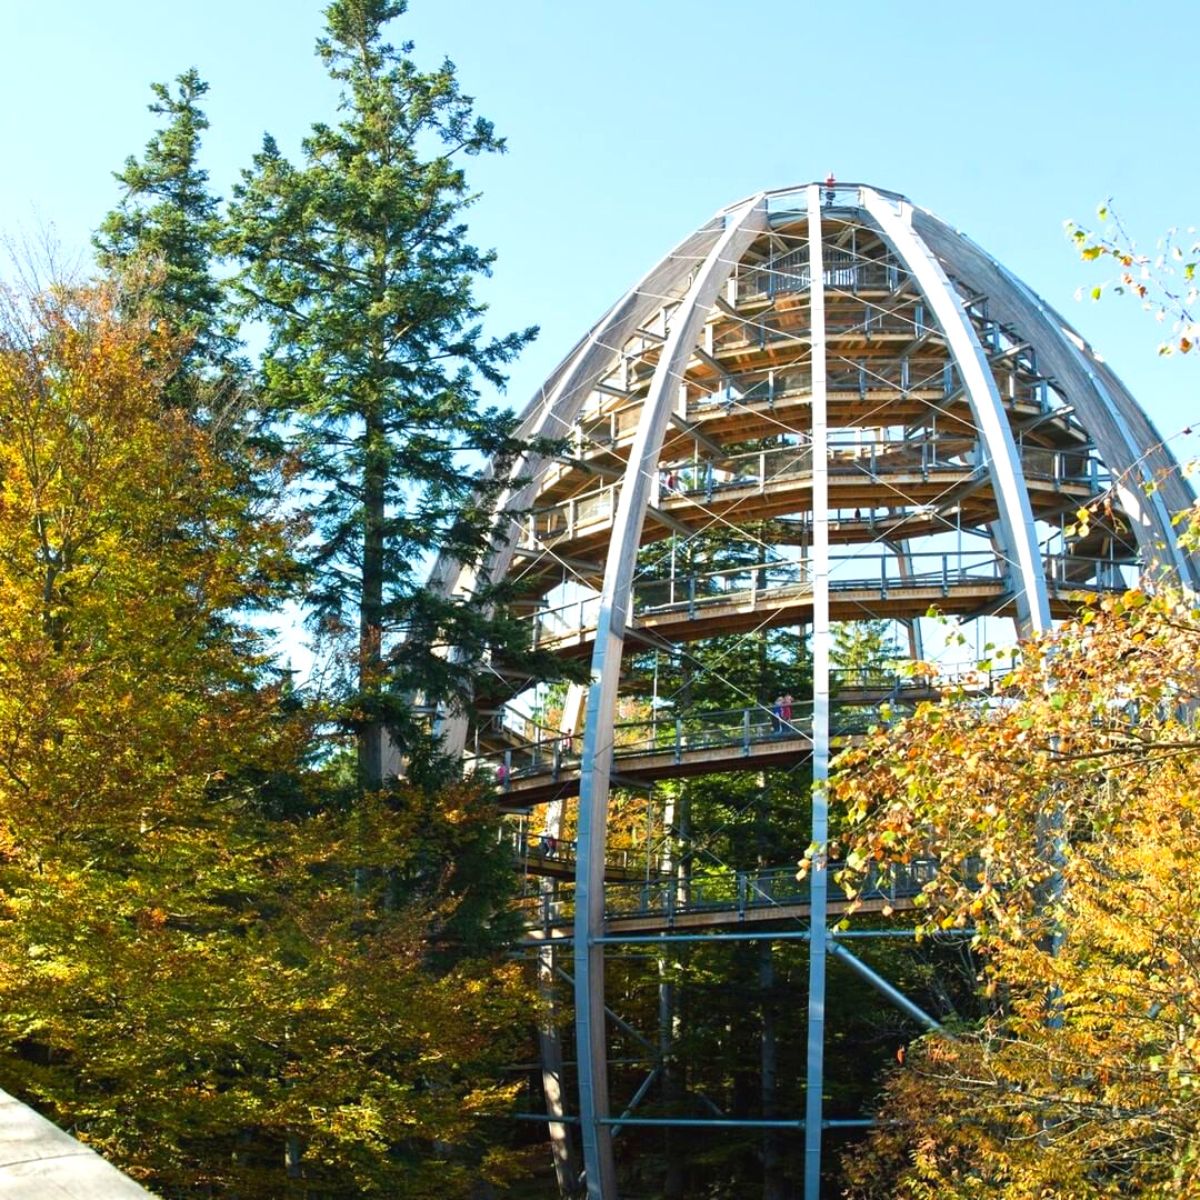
{"left": 3, "top": 0, "right": 1197, "bottom": 449}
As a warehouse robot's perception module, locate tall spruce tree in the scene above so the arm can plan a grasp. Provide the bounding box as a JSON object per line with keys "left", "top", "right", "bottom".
{"left": 94, "top": 69, "right": 236, "bottom": 403}
{"left": 226, "top": 0, "right": 537, "bottom": 793}
{"left": 832, "top": 619, "right": 903, "bottom": 687}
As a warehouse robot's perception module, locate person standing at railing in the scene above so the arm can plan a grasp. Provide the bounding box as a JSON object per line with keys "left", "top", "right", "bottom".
{"left": 771, "top": 695, "right": 784, "bottom": 734}
{"left": 781, "top": 694, "right": 794, "bottom": 734}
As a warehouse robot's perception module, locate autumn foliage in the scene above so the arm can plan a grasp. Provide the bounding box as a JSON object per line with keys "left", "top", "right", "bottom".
{"left": 0, "top": 277, "right": 292, "bottom": 832}
{"left": 0, "top": 279, "right": 530, "bottom": 1196}
{"left": 833, "top": 589, "right": 1200, "bottom": 1198}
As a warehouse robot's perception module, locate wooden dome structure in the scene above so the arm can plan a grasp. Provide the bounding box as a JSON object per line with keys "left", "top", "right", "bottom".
{"left": 432, "top": 182, "right": 1196, "bottom": 1199}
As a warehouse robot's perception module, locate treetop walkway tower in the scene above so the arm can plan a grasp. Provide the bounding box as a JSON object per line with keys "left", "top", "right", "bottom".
{"left": 433, "top": 182, "right": 1198, "bottom": 1198}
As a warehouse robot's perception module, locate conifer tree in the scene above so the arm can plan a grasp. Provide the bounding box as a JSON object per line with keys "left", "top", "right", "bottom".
{"left": 226, "top": 0, "right": 539, "bottom": 792}
{"left": 94, "top": 69, "right": 237, "bottom": 403}
{"left": 832, "top": 619, "right": 902, "bottom": 687}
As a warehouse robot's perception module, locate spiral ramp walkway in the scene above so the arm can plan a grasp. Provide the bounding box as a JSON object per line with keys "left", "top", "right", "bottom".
{"left": 427, "top": 182, "right": 1199, "bottom": 1199}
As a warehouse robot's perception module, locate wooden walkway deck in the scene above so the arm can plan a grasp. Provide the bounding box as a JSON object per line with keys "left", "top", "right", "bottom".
{"left": 498, "top": 729, "right": 815, "bottom": 808}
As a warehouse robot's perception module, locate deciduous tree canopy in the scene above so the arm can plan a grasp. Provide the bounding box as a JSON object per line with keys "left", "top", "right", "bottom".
{"left": 834, "top": 588, "right": 1200, "bottom": 1198}
{"left": 0, "top": 277, "right": 531, "bottom": 1197}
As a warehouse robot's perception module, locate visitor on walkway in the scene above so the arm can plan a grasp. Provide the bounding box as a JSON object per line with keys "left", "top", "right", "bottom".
{"left": 771, "top": 695, "right": 784, "bottom": 734}
{"left": 781, "top": 694, "right": 794, "bottom": 733}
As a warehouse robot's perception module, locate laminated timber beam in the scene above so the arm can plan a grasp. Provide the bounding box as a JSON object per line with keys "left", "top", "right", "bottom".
{"left": 573, "top": 198, "right": 771, "bottom": 1200}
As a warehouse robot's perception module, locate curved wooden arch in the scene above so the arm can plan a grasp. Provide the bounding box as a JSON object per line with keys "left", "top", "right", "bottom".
{"left": 573, "top": 196, "right": 770, "bottom": 1198}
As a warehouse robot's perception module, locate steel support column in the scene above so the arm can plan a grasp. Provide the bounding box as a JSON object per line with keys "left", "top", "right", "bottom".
{"left": 574, "top": 197, "right": 769, "bottom": 1200}
{"left": 802, "top": 183, "right": 831, "bottom": 1200}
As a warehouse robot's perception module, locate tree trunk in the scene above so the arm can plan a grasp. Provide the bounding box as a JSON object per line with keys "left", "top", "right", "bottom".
{"left": 360, "top": 408, "right": 387, "bottom": 792}
{"left": 760, "top": 941, "right": 786, "bottom": 1200}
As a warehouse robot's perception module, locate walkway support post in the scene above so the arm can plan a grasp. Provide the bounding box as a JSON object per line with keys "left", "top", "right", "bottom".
{"left": 803, "top": 183, "right": 831, "bottom": 1200}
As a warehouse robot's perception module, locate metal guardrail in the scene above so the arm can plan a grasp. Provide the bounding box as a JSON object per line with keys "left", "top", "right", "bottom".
{"left": 580, "top": 358, "right": 1067, "bottom": 444}
{"left": 693, "top": 359, "right": 952, "bottom": 404}
{"left": 735, "top": 240, "right": 902, "bottom": 302}
{"left": 526, "top": 552, "right": 1136, "bottom": 649}
{"left": 474, "top": 700, "right": 906, "bottom": 786}
{"left": 473, "top": 657, "right": 1063, "bottom": 790}
{"left": 522, "top": 439, "right": 1107, "bottom": 547}
{"left": 503, "top": 828, "right": 641, "bottom": 875}
{"left": 523, "top": 859, "right": 957, "bottom": 928}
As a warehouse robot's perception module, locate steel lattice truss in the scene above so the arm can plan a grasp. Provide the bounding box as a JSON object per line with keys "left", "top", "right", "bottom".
{"left": 428, "top": 183, "right": 1199, "bottom": 1200}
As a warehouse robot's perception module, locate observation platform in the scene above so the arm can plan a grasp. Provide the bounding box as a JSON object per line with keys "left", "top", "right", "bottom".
{"left": 487, "top": 709, "right": 818, "bottom": 808}
{"left": 518, "top": 553, "right": 1125, "bottom": 669}
{"left": 447, "top": 179, "right": 1195, "bottom": 1200}
{"left": 508, "top": 832, "right": 653, "bottom": 883}
{"left": 481, "top": 669, "right": 1022, "bottom": 807}
{"left": 536, "top": 380, "right": 1089, "bottom": 508}
{"left": 513, "top": 440, "right": 1107, "bottom": 585}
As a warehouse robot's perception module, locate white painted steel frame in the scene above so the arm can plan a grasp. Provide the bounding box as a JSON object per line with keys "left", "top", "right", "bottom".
{"left": 573, "top": 197, "right": 770, "bottom": 1199}
{"left": 431, "top": 223, "right": 725, "bottom": 761}
{"left": 802, "top": 184, "right": 831, "bottom": 1200}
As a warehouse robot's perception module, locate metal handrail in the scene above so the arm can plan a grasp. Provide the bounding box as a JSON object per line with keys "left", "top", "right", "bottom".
{"left": 503, "top": 828, "right": 641, "bottom": 874}
{"left": 527, "top": 552, "right": 1136, "bottom": 648}
{"left": 582, "top": 362, "right": 1077, "bottom": 449}
{"left": 472, "top": 700, "right": 910, "bottom": 784}
{"left": 523, "top": 440, "right": 1107, "bottom": 545}
{"left": 692, "top": 359, "right": 953, "bottom": 407}
{"left": 523, "top": 858, "right": 969, "bottom": 928}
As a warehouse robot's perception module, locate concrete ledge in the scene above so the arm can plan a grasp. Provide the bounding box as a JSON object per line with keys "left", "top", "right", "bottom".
{"left": 0, "top": 1090, "right": 156, "bottom": 1198}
